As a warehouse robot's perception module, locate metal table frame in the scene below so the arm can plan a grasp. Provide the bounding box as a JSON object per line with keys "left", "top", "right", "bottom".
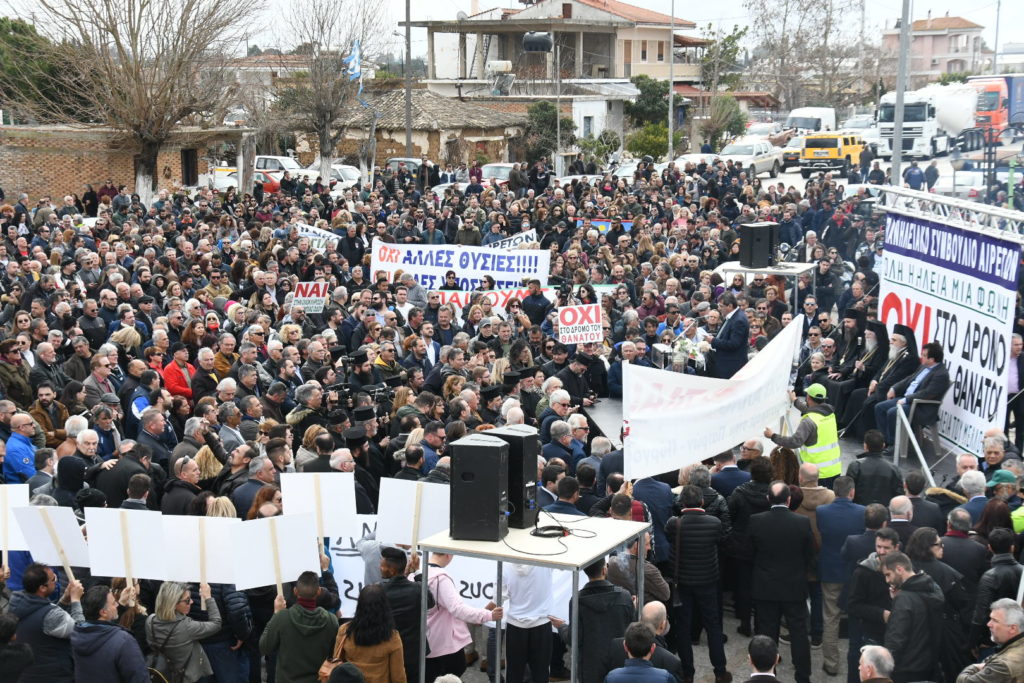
{"left": 714, "top": 261, "right": 817, "bottom": 316}
{"left": 417, "top": 515, "right": 651, "bottom": 683}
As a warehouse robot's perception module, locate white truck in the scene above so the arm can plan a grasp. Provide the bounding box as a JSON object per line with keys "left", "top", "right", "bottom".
{"left": 784, "top": 107, "right": 837, "bottom": 134}
{"left": 875, "top": 84, "right": 976, "bottom": 159}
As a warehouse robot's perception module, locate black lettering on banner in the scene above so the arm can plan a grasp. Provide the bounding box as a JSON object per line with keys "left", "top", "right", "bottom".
{"left": 342, "top": 578, "right": 364, "bottom": 602}
{"left": 458, "top": 580, "right": 495, "bottom": 601}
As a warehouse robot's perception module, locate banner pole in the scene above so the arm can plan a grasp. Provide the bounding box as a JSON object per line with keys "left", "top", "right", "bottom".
{"left": 269, "top": 517, "right": 283, "bottom": 598}
{"left": 198, "top": 518, "right": 208, "bottom": 585}
{"left": 119, "top": 511, "right": 134, "bottom": 597}
{"left": 39, "top": 508, "right": 75, "bottom": 584}
{"left": 410, "top": 482, "right": 424, "bottom": 551}
{"left": 313, "top": 474, "right": 325, "bottom": 560}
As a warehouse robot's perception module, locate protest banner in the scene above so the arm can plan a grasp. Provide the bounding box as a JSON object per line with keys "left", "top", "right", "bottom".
{"left": 163, "top": 516, "right": 241, "bottom": 584}
{"left": 484, "top": 229, "right": 538, "bottom": 249}
{"left": 879, "top": 213, "right": 1021, "bottom": 456}
{"left": 557, "top": 304, "right": 603, "bottom": 344}
{"left": 326, "top": 515, "right": 377, "bottom": 615}
{"left": 297, "top": 223, "right": 339, "bottom": 252}
{"left": 13, "top": 506, "right": 90, "bottom": 581}
{"left": 280, "top": 472, "right": 357, "bottom": 538}
{"left": 622, "top": 315, "right": 804, "bottom": 480}
{"left": 231, "top": 514, "right": 320, "bottom": 593}
{"left": 85, "top": 508, "right": 167, "bottom": 582}
{"left": 290, "top": 281, "right": 331, "bottom": 314}
{"left": 591, "top": 219, "right": 632, "bottom": 234}
{"left": 375, "top": 479, "right": 449, "bottom": 546}
{"left": 370, "top": 243, "right": 550, "bottom": 290}
{"left": 433, "top": 284, "right": 616, "bottom": 323}
{"left": 0, "top": 485, "right": 28, "bottom": 567}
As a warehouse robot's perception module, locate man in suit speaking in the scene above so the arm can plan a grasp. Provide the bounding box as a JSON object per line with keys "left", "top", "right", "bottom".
{"left": 873, "top": 341, "right": 951, "bottom": 447}
{"left": 704, "top": 292, "right": 749, "bottom": 379}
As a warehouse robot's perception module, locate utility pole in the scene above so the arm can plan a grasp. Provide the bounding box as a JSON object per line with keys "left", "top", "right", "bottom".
{"left": 555, "top": 34, "right": 561, "bottom": 175}
{"left": 667, "top": 0, "right": 675, "bottom": 160}
{"left": 404, "top": 0, "right": 413, "bottom": 157}
{"left": 993, "top": 0, "right": 1001, "bottom": 75}
{"left": 891, "top": 0, "right": 911, "bottom": 185}
{"left": 859, "top": 0, "right": 866, "bottom": 102}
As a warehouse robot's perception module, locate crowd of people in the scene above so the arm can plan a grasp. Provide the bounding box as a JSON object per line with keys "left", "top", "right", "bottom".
{"left": 0, "top": 149, "right": 1021, "bottom": 683}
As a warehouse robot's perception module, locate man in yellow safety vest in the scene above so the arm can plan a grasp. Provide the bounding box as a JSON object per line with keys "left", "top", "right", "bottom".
{"left": 764, "top": 383, "right": 841, "bottom": 489}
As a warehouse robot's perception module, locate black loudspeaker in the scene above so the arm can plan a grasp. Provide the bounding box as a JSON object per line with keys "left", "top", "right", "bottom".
{"left": 739, "top": 221, "right": 779, "bottom": 269}
{"left": 485, "top": 424, "right": 539, "bottom": 529}
{"left": 450, "top": 434, "right": 509, "bottom": 541}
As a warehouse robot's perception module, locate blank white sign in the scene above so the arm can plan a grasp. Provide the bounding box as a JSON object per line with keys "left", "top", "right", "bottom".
{"left": 230, "top": 513, "right": 320, "bottom": 591}
{"left": 375, "top": 479, "right": 450, "bottom": 546}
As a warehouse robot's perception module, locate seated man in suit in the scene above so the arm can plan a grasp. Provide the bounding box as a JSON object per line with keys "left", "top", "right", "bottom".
{"left": 704, "top": 292, "right": 749, "bottom": 379}
{"left": 874, "top": 342, "right": 951, "bottom": 448}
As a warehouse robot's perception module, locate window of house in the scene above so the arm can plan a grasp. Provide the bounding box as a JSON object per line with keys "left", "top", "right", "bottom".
{"left": 641, "top": 40, "right": 648, "bottom": 61}
{"left": 657, "top": 41, "right": 665, "bottom": 62}
{"left": 583, "top": 116, "right": 594, "bottom": 137}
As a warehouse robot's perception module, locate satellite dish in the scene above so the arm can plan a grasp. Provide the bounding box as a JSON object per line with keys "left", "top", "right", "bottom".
{"left": 456, "top": 11, "right": 469, "bottom": 20}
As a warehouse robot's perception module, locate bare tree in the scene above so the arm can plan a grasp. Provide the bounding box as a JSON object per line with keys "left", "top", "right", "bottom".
{"left": 277, "top": 0, "right": 389, "bottom": 182}
{"left": 0, "top": 0, "right": 264, "bottom": 204}
{"left": 743, "top": 0, "right": 868, "bottom": 111}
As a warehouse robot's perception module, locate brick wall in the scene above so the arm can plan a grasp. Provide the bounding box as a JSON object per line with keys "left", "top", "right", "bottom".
{"left": 0, "top": 126, "right": 228, "bottom": 199}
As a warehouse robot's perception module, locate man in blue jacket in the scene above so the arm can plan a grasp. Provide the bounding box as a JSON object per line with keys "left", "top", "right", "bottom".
{"left": 814, "top": 476, "right": 865, "bottom": 676}
{"left": 604, "top": 622, "right": 675, "bottom": 683}
{"left": 704, "top": 293, "right": 749, "bottom": 379}
{"left": 70, "top": 585, "right": 149, "bottom": 682}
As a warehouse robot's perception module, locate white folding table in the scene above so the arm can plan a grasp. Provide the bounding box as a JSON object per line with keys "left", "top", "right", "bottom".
{"left": 418, "top": 514, "right": 651, "bottom": 683}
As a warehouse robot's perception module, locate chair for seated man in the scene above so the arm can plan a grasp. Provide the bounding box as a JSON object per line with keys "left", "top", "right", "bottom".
{"left": 904, "top": 385, "right": 951, "bottom": 467}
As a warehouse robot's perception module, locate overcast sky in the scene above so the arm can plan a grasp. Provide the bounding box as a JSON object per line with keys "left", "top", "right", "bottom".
{"left": 341, "top": 0, "right": 1020, "bottom": 61}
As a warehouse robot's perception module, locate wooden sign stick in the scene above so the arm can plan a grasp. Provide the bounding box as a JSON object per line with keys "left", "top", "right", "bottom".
{"left": 39, "top": 508, "right": 76, "bottom": 584}
{"left": 198, "top": 518, "right": 208, "bottom": 585}
{"left": 268, "top": 517, "right": 283, "bottom": 598}
{"left": 1, "top": 488, "right": 9, "bottom": 570}
{"left": 313, "top": 474, "right": 325, "bottom": 558}
{"left": 410, "top": 482, "right": 424, "bottom": 550}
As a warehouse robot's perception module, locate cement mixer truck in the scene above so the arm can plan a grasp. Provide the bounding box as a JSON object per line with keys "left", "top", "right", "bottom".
{"left": 876, "top": 83, "right": 977, "bottom": 159}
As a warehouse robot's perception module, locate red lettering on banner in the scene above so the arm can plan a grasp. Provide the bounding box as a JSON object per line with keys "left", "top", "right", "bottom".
{"left": 880, "top": 293, "right": 933, "bottom": 346}
{"left": 558, "top": 304, "right": 600, "bottom": 326}
{"left": 377, "top": 245, "right": 400, "bottom": 263}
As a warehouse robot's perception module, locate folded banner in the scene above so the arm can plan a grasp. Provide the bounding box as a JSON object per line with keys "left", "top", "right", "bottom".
{"left": 371, "top": 243, "right": 550, "bottom": 290}
{"left": 623, "top": 315, "right": 804, "bottom": 480}
{"left": 484, "top": 229, "right": 538, "bottom": 249}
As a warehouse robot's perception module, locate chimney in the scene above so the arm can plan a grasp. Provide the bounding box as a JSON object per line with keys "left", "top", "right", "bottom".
{"left": 470, "top": 0, "right": 479, "bottom": 16}
{"left": 926, "top": 10, "right": 932, "bottom": 29}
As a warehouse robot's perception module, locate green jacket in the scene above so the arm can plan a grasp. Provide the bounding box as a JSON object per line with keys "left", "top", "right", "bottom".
{"left": 259, "top": 604, "right": 338, "bottom": 683}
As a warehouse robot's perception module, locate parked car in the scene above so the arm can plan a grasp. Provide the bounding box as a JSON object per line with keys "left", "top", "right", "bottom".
{"left": 303, "top": 163, "right": 361, "bottom": 191}
{"left": 255, "top": 155, "right": 304, "bottom": 174}
{"left": 717, "top": 138, "right": 784, "bottom": 178}
{"left": 212, "top": 170, "right": 281, "bottom": 194}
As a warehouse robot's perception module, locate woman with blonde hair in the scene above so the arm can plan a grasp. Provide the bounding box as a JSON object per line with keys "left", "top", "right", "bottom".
{"left": 441, "top": 375, "right": 466, "bottom": 402}
{"left": 109, "top": 326, "right": 142, "bottom": 357}
{"left": 206, "top": 497, "right": 238, "bottom": 518}
{"left": 296, "top": 424, "right": 328, "bottom": 471}
{"left": 146, "top": 581, "right": 221, "bottom": 682}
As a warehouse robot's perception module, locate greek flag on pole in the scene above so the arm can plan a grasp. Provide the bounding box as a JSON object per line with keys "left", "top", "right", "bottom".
{"left": 342, "top": 40, "right": 369, "bottom": 107}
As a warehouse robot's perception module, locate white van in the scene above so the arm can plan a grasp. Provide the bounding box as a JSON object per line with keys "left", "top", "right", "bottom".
{"left": 784, "top": 107, "right": 837, "bottom": 134}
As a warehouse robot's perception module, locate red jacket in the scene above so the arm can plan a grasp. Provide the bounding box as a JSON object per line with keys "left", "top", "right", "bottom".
{"left": 162, "top": 360, "right": 197, "bottom": 399}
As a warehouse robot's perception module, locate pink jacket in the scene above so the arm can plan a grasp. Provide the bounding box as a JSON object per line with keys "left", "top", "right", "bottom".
{"left": 425, "top": 567, "right": 493, "bottom": 658}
